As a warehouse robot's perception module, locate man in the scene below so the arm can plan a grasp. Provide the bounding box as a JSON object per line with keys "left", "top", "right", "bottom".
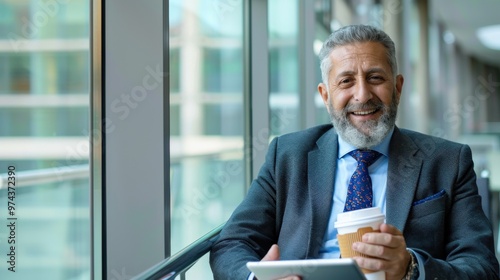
{"left": 210, "top": 25, "right": 499, "bottom": 280}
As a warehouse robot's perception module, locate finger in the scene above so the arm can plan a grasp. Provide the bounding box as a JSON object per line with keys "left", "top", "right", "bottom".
{"left": 353, "top": 241, "right": 399, "bottom": 259}
{"left": 353, "top": 239, "right": 411, "bottom": 279}
{"left": 379, "top": 223, "right": 402, "bottom": 235}
{"left": 355, "top": 234, "right": 407, "bottom": 261}
{"left": 262, "top": 244, "right": 280, "bottom": 261}
{"left": 353, "top": 248, "right": 409, "bottom": 274}
{"left": 352, "top": 256, "right": 384, "bottom": 272}
{"left": 361, "top": 232, "right": 403, "bottom": 248}
{"left": 361, "top": 225, "right": 405, "bottom": 249}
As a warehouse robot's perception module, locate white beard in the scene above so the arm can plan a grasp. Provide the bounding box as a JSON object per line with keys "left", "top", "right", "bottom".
{"left": 327, "top": 90, "right": 398, "bottom": 149}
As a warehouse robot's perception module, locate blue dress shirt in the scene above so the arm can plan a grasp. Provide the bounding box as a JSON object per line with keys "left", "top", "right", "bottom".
{"left": 318, "top": 128, "right": 393, "bottom": 258}
{"left": 317, "top": 127, "right": 425, "bottom": 279}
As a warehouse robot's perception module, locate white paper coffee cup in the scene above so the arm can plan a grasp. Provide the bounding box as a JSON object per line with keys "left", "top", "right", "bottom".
{"left": 335, "top": 207, "right": 386, "bottom": 280}
{"left": 335, "top": 207, "right": 385, "bottom": 234}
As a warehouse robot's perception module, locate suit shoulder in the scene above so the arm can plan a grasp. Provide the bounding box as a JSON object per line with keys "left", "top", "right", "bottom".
{"left": 393, "top": 128, "right": 473, "bottom": 168}
{"left": 274, "top": 124, "right": 333, "bottom": 147}
{"left": 399, "top": 129, "right": 465, "bottom": 148}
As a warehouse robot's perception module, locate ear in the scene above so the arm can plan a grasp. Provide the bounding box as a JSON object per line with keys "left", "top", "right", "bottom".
{"left": 318, "top": 83, "right": 329, "bottom": 106}
{"left": 395, "top": 74, "right": 404, "bottom": 104}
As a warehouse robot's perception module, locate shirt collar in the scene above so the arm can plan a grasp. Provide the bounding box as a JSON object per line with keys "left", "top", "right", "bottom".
{"left": 337, "top": 127, "right": 394, "bottom": 158}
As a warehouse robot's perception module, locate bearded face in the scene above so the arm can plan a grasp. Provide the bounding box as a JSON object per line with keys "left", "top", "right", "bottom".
{"left": 317, "top": 42, "right": 404, "bottom": 148}
{"left": 327, "top": 89, "right": 399, "bottom": 149}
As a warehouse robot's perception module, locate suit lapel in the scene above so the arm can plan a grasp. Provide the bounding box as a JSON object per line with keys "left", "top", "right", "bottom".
{"left": 386, "top": 127, "right": 422, "bottom": 232}
{"left": 305, "top": 128, "right": 338, "bottom": 258}
{"left": 303, "top": 127, "right": 422, "bottom": 255}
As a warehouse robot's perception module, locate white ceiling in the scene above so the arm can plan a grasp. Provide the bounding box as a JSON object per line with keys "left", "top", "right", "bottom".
{"left": 431, "top": 0, "right": 500, "bottom": 66}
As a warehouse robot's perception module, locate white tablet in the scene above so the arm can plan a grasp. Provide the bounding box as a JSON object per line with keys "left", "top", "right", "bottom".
{"left": 246, "top": 258, "right": 366, "bottom": 280}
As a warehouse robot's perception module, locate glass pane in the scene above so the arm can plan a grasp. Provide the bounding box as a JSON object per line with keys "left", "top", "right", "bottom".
{"left": 0, "top": 0, "right": 90, "bottom": 279}
{"left": 203, "top": 48, "right": 243, "bottom": 93}
{"left": 169, "top": 0, "right": 245, "bottom": 278}
{"left": 314, "top": 0, "right": 334, "bottom": 125}
{"left": 269, "top": 0, "right": 300, "bottom": 137}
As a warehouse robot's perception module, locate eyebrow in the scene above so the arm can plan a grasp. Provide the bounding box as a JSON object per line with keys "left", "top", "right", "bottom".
{"left": 335, "top": 67, "right": 389, "bottom": 80}
{"left": 366, "top": 68, "right": 388, "bottom": 75}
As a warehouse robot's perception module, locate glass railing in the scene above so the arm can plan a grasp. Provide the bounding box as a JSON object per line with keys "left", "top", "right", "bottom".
{"left": 133, "top": 223, "right": 224, "bottom": 280}
{"left": 0, "top": 165, "right": 90, "bottom": 280}
{"left": 170, "top": 138, "right": 244, "bottom": 279}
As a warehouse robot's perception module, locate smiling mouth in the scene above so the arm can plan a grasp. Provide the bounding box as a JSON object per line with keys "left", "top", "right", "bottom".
{"left": 350, "top": 108, "right": 379, "bottom": 116}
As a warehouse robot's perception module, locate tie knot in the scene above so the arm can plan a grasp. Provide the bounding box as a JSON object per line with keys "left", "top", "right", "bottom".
{"left": 349, "top": 149, "right": 382, "bottom": 166}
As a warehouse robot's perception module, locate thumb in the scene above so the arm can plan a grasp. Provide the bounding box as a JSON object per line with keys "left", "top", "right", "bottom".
{"left": 261, "top": 244, "right": 280, "bottom": 261}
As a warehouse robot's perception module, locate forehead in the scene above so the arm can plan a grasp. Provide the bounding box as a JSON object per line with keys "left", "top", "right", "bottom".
{"left": 328, "top": 42, "right": 390, "bottom": 75}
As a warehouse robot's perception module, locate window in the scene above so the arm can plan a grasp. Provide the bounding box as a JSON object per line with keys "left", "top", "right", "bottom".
{"left": 169, "top": 0, "right": 246, "bottom": 278}
{"left": 269, "top": 0, "right": 301, "bottom": 136}
{"left": 0, "top": 1, "right": 90, "bottom": 279}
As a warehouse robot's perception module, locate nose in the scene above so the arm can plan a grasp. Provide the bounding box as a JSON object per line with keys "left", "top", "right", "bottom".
{"left": 352, "top": 80, "right": 372, "bottom": 103}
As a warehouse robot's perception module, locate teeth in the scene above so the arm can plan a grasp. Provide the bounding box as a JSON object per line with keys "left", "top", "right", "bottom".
{"left": 352, "top": 109, "right": 376, "bottom": 115}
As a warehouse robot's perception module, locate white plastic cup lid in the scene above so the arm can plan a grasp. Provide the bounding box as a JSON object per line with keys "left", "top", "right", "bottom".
{"left": 334, "top": 207, "right": 385, "bottom": 228}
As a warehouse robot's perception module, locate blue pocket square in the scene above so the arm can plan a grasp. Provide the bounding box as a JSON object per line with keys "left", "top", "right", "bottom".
{"left": 412, "top": 189, "right": 446, "bottom": 206}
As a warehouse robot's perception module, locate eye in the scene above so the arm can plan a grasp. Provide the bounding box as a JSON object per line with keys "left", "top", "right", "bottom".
{"left": 368, "top": 75, "right": 385, "bottom": 83}
{"left": 337, "top": 78, "right": 354, "bottom": 88}
{"left": 339, "top": 78, "right": 353, "bottom": 85}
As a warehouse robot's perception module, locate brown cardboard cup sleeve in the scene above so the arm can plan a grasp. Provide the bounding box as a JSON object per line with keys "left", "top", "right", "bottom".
{"left": 337, "top": 226, "right": 380, "bottom": 274}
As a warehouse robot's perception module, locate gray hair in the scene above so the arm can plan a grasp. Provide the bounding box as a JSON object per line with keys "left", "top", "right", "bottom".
{"left": 319, "top": 25, "right": 398, "bottom": 85}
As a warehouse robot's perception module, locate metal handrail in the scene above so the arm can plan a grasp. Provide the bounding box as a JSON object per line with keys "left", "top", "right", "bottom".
{"left": 0, "top": 164, "right": 89, "bottom": 189}
{"left": 132, "top": 222, "right": 225, "bottom": 280}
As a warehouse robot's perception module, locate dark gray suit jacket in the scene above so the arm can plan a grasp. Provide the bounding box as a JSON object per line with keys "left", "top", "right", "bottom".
{"left": 210, "top": 125, "right": 499, "bottom": 279}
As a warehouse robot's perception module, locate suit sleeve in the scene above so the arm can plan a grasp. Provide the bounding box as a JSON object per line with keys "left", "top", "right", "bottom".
{"left": 209, "top": 137, "right": 280, "bottom": 280}
{"left": 412, "top": 144, "right": 499, "bottom": 279}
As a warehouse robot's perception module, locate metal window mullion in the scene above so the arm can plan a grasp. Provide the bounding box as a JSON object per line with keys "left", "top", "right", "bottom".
{"left": 163, "top": 0, "right": 171, "bottom": 260}
{"left": 244, "top": 0, "right": 269, "bottom": 187}
{"left": 90, "top": 0, "right": 103, "bottom": 278}
{"left": 298, "top": 0, "right": 317, "bottom": 129}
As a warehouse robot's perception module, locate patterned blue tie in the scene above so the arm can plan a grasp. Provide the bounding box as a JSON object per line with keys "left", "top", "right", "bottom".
{"left": 344, "top": 149, "right": 382, "bottom": 212}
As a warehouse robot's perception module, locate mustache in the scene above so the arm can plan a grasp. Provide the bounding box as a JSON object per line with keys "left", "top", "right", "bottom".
{"left": 344, "top": 100, "right": 384, "bottom": 112}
